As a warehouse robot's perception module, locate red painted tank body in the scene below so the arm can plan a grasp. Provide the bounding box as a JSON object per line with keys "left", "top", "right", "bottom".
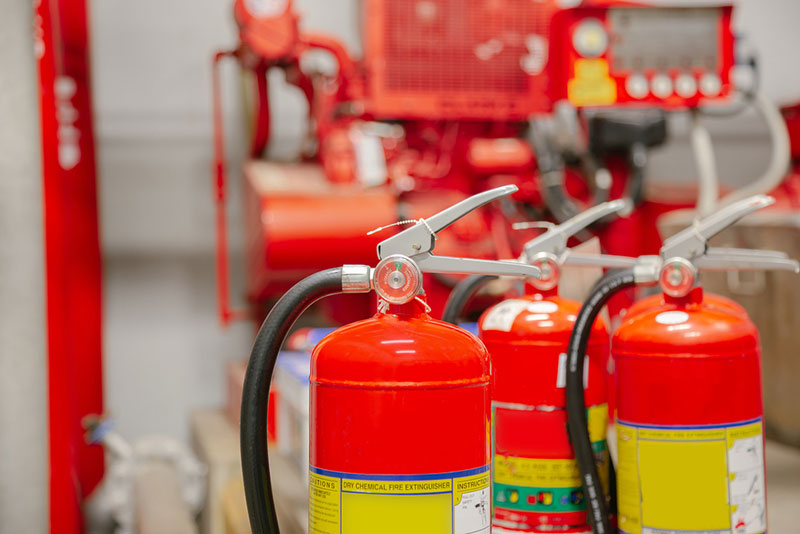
{"left": 613, "top": 287, "right": 767, "bottom": 534}
{"left": 309, "top": 298, "right": 492, "bottom": 534}
{"left": 479, "top": 288, "right": 609, "bottom": 533}
{"left": 624, "top": 291, "right": 747, "bottom": 320}
{"left": 607, "top": 291, "right": 748, "bottom": 422}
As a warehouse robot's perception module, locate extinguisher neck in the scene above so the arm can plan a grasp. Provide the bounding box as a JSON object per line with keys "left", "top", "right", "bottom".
{"left": 664, "top": 286, "right": 704, "bottom": 307}
{"left": 524, "top": 282, "right": 557, "bottom": 299}
{"left": 380, "top": 295, "right": 431, "bottom": 319}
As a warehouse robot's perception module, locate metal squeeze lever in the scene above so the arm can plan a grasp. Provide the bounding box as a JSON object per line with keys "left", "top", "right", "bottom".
{"left": 348, "top": 186, "right": 543, "bottom": 306}
{"left": 376, "top": 185, "right": 542, "bottom": 279}
{"left": 511, "top": 200, "right": 631, "bottom": 290}
{"left": 517, "top": 199, "right": 628, "bottom": 264}
{"left": 631, "top": 194, "right": 799, "bottom": 296}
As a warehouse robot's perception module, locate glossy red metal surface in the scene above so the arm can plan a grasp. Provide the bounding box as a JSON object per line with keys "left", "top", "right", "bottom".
{"left": 624, "top": 290, "right": 747, "bottom": 320}
{"left": 612, "top": 288, "right": 766, "bottom": 533}
{"left": 479, "top": 291, "right": 609, "bottom": 531}
{"left": 310, "top": 298, "right": 490, "bottom": 475}
{"left": 243, "top": 165, "right": 396, "bottom": 302}
{"left": 614, "top": 288, "right": 762, "bottom": 427}
{"left": 612, "top": 290, "right": 749, "bottom": 421}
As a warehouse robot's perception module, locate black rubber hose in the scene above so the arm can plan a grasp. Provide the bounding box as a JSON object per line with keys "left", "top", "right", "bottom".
{"left": 241, "top": 268, "right": 343, "bottom": 534}
{"left": 566, "top": 269, "right": 636, "bottom": 534}
{"left": 441, "top": 274, "right": 496, "bottom": 325}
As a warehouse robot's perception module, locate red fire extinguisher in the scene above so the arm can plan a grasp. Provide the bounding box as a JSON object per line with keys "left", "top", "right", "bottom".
{"left": 442, "top": 200, "right": 634, "bottom": 533}
{"left": 564, "top": 195, "right": 799, "bottom": 534}
{"left": 239, "top": 186, "right": 542, "bottom": 534}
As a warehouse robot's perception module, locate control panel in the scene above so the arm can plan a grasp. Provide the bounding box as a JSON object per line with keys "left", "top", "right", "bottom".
{"left": 549, "top": 4, "right": 734, "bottom": 109}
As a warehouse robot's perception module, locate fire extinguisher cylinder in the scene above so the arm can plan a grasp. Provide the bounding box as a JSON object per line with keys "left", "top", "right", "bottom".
{"left": 443, "top": 200, "right": 632, "bottom": 532}
{"left": 240, "top": 186, "right": 542, "bottom": 534}
{"left": 565, "top": 195, "right": 800, "bottom": 534}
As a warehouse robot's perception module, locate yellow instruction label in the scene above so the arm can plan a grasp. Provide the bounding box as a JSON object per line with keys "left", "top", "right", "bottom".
{"left": 493, "top": 403, "right": 608, "bottom": 514}
{"left": 309, "top": 465, "right": 490, "bottom": 534}
{"left": 568, "top": 59, "right": 617, "bottom": 107}
{"left": 617, "top": 418, "right": 766, "bottom": 534}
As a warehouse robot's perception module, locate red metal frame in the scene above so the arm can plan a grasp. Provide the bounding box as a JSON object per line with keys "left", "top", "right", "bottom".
{"left": 212, "top": 50, "right": 250, "bottom": 326}
{"left": 217, "top": 0, "right": 751, "bottom": 326}
{"left": 35, "top": 0, "right": 104, "bottom": 531}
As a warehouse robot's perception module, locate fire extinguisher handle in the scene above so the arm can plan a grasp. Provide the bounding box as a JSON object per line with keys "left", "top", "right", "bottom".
{"left": 695, "top": 247, "right": 800, "bottom": 272}
{"left": 520, "top": 199, "right": 629, "bottom": 263}
{"left": 660, "top": 194, "right": 774, "bottom": 261}
{"left": 377, "top": 185, "right": 518, "bottom": 260}
{"left": 412, "top": 252, "right": 541, "bottom": 279}
{"left": 559, "top": 250, "right": 639, "bottom": 270}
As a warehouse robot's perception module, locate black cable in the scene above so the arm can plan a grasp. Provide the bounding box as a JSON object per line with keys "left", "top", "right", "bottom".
{"left": 441, "top": 274, "right": 496, "bottom": 324}
{"left": 566, "top": 269, "right": 636, "bottom": 534}
{"left": 240, "top": 268, "right": 343, "bottom": 534}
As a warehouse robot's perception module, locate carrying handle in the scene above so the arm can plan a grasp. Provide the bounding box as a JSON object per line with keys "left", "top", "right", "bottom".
{"left": 627, "top": 195, "right": 800, "bottom": 296}
{"left": 660, "top": 195, "right": 774, "bottom": 261}
{"left": 376, "top": 186, "right": 541, "bottom": 281}
{"left": 518, "top": 199, "right": 628, "bottom": 263}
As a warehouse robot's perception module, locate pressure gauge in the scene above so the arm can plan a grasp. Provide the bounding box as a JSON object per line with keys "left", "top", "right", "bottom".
{"left": 625, "top": 74, "right": 649, "bottom": 99}
{"left": 373, "top": 255, "right": 422, "bottom": 305}
{"left": 530, "top": 253, "right": 560, "bottom": 292}
{"left": 699, "top": 73, "right": 722, "bottom": 97}
{"left": 651, "top": 74, "right": 673, "bottom": 99}
{"left": 659, "top": 258, "right": 697, "bottom": 298}
{"left": 572, "top": 19, "right": 608, "bottom": 58}
{"left": 675, "top": 74, "right": 698, "bottom": 98}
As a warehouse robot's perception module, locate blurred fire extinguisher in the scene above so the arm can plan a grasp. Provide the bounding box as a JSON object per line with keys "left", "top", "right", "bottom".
{"left": 442, "top": 200, "right": 632, "bottom": 533}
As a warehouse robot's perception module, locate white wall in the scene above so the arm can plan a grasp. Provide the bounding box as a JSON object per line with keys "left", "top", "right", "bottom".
{"left": 92, "top": 0, "right": 359, "bottom": 257}
{"left": 0, "top": 0, "right": 49, "bottom": 528}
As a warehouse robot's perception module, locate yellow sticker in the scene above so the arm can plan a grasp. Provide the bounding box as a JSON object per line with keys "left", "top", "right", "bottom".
{"left": 617, "top": 419, "right": 766, "bottom": 534}
{"left": 568, "top": 58, "right": 617, "bottom": 107}
{"left": 493, "top": 403, "right": 608, "bottom": 490}
{"left": 309, "top": 472, "right": 341, "bottom": 534}
{"left": 309, "top": 465, "right": 490, "bottom": 534}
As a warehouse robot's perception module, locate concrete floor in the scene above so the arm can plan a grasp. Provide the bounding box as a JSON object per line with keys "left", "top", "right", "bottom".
{"left": 764, "top": 440, "right": 800, "bottom": 530}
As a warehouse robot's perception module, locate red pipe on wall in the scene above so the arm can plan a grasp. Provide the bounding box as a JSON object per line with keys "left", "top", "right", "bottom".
{"left": 35, "top": 0, "right": 104, "bottom": 531}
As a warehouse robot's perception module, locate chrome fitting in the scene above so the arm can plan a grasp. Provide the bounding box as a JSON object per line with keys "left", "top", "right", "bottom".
{"left": 341, "top": 265, "right": 373, "bottom": 293}
{"left": 633, "top": 256, "right": 662, "bottom": 285}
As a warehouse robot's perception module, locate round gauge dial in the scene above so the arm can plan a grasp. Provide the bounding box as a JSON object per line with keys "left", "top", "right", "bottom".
{"left": 373, "top": 255, "right": 422, "bottom": 305}
{"left": 659, "top": 258, "right": 697, "bottom": 298}
{"left": 572, "top": 19, "right": 608, "bottom": 58}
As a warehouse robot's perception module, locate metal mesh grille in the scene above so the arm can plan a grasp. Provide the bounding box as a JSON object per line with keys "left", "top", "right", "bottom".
{"left": 382, "top": 0, "right": 550, "bottom": 95}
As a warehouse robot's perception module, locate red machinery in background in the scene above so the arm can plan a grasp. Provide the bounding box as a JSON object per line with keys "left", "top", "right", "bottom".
{"left": 212, "top": 0, "right": 742, "bottom": 325}
{"left": 35, "top": 0, "right": 104, "bottom": 532}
